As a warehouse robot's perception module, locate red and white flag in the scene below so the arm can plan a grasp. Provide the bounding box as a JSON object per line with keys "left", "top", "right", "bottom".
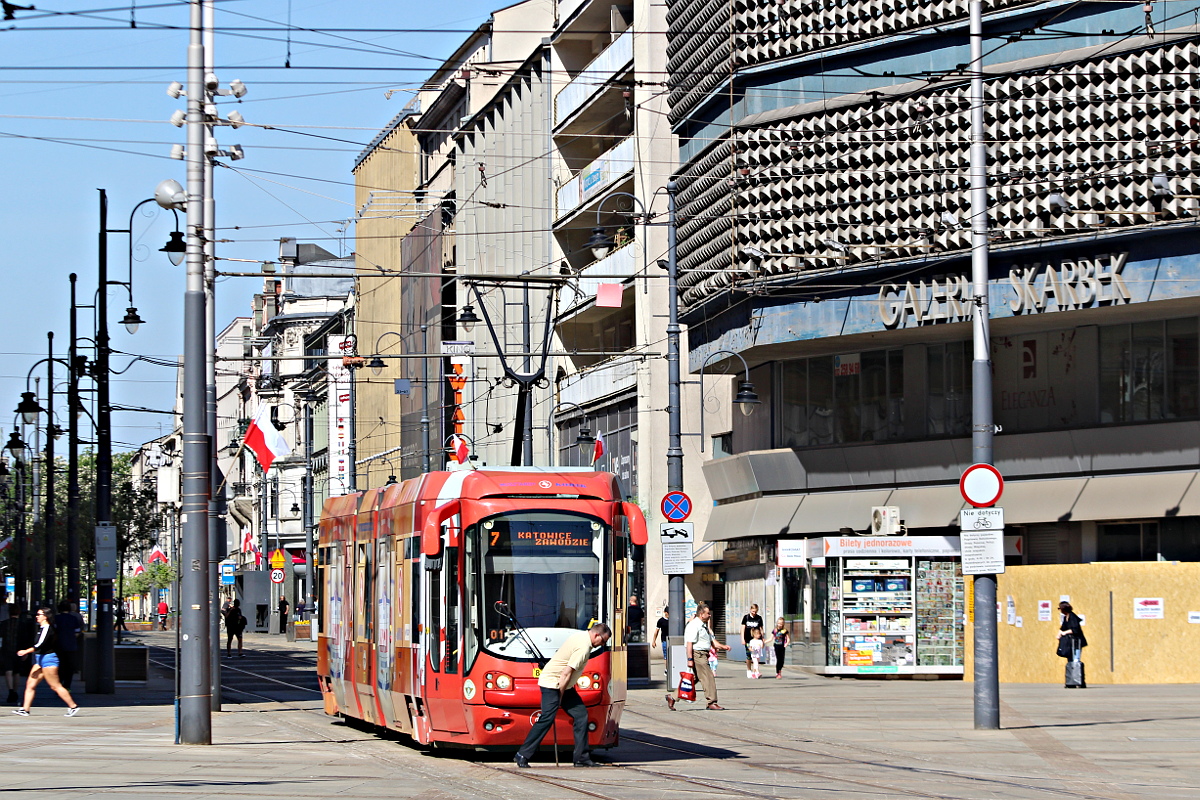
{"left": 591, "top": 431, "right": 605, "bottom": 465}
{"left": 244, "top": 403, "right": 291, "bottom": 472}
{"left": 147, "top": 544, "right": 169, "bottom": 564}
{"left": 241, "top": 529, "right": 261, "bottom": 568}
{"left": 451, "top": 435, "right": 470, "bottom": 465}
{"left": 0, "top": 537, "right": 11, "bottom": 553}
{"left": 132, "top": 563, "right": 145, "bottom": 576}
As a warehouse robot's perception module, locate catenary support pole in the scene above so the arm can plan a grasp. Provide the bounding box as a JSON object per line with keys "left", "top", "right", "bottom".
{"left": 203, "top": 0, "right": 222, "bottom": 712}
{"left": 421, "top": 324, "right": 431, "bottom": 474}
{"left": 44, "top": 333, "right": 56, "bottom": 604}
{"left": 93, "top": 190, "right": 115, "bottom": 693}
{"left": 665, "top": 180, "right": 685, "bottom": 680}
{"left": 303, "top": 391, "right": 315, "bottom": 638}
{"left": 179, "top": 0, "right": 213, "bottom": 744}
{"left": 67, "top": 275, "right": 81, "bottom": 606}
{"left": 969, "top": 0, "right": 1000, "bottom": 731}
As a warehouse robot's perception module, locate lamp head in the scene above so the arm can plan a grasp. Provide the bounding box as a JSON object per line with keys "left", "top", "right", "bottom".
{"left": 121, "top": 307, "right": 145, "bottom": 335}
{"left": 458, "top": 304, "right": 481, "bottom": 334}
{"left": 385, "top": 475, "right": 398, "bottom": 486}
{"left": 290, "top": 502, "right": 300, "bottom": 515}
{"left": 160, "top": 230, "right": 186, "bottom": 266}
{"left": 585, "top": 227, "right": 615, "bottom": 261}
{"left": 575, "top": 426, "right": 596, "bottom": 458}
{"left": 15, "top": 392, "right": 41, "bottom": 425}
{"left": 368, "top": 356, "right": 386, "bottom": 376}
{"left": 734, "top": 380, "right": 760, "bottom": 416}
{"left": 6, "top": 430, "right": 26, "bottom": 456}
{"left": 154, "top": 178, "right": 186, "bottom": 211}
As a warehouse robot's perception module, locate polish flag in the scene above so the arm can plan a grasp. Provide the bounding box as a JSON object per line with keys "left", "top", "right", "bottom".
{"left": 451, "top": 435, "right": 470, "bottom": 465}
{"left": 147, "top": 544, "right": 169, "bottom": 564}
{"left": 241, "top": 529, "right": 261, "bottom": 568}
{"left": 244, "top": 403, "right": 291, "bottom": 472}
{"left": 591, "top": 431, "right": 605, "bottom": 465}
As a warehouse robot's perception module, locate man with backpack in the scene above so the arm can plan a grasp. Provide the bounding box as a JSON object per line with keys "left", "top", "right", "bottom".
{"left": 224, "top": 599, "right": 247, "bottom": 658}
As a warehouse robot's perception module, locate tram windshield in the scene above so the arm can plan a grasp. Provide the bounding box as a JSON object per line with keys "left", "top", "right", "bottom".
{"left": 469, "top": 510, "right": 605, "bottom": 662}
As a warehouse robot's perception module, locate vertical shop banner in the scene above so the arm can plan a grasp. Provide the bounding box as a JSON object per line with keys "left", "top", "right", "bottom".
{"left": 328, "top": 334, "right": 353, "bottom": 497}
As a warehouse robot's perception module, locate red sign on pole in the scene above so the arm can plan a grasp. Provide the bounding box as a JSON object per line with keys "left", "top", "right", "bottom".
{"left": 960, "top": 463, "right": 1004, "bottom": 508}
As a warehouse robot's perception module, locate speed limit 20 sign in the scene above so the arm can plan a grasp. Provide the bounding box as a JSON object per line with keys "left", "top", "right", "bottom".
{"left": 270, "top": 568, "right": 286, "bottom": 584}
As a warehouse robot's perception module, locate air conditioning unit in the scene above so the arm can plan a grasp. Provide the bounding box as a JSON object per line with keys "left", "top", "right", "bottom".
{"left": 870, "top": 506, "right": 901, "bottom": 536}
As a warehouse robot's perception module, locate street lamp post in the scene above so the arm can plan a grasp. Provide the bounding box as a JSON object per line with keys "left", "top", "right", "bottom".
{"left": 6, "top": 431, "right": 29, "bottom": 607}
{"left": 367, "top": 326, "right": 432, "bottom": 474}
{"left": 545, "top": 402, "right": 597, "bottom": 466}
{"left": 696, "top": 349, "right": 761, "bottom": 450}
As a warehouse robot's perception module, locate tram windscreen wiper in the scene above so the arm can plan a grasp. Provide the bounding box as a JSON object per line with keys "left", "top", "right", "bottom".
{"left": 494, "top": 600, "right": 545, "bottom": 663}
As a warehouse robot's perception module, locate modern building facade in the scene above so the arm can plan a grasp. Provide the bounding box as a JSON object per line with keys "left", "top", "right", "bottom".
{"left": 668, "top": 2, "right": 1200, "bottom": 639}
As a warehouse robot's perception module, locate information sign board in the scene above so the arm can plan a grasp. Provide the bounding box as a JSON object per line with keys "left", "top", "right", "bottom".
{"left": 959, "top": 507, "right": 1006, "bottom": 575}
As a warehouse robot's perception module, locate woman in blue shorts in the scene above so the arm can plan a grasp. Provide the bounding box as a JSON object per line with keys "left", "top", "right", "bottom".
{"left": 13, "top": 607, "right": 79, "bottom": 717}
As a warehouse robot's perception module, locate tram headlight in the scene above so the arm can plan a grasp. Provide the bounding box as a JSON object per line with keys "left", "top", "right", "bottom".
{"left": 495, "top": 673, "right": 512, "bottom": 690}
{"left": 576, "top": 674, "right": 593, "bottom": 690}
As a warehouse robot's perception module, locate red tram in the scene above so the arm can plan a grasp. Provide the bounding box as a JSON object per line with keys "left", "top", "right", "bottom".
{"left": 316, "top": 468, "right": 648, "bottom": 749}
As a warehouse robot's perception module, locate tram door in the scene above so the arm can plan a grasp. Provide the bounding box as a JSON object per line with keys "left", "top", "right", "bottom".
{"left": 421, "top": 536, "right": 468, "bottom": 733}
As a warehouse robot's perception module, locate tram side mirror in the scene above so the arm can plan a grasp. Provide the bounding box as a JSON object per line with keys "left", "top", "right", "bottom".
{"left": 621, "top": 502, "right": 648, "bottom": 546}
{"left": 421, "top": 499, "right": 460, "bottom": 568}
{"left": 629, "top": 542, "right": 645, "bottom": 563}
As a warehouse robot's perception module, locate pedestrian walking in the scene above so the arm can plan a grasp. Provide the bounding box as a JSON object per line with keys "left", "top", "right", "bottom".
{"left": 771, "top": 617, "right": 790, "bottom": 679}
{"left": 665, "top": 603, "right": 730, "bottom": 711}
{"left": 277, "top": 596, "right": 290, "bottom": 635}
{"left": 114, "top": 603, "right": 128, "bottom": 632}
{"left": 650, "top": 607, "right": 669, "bottom": 667}
{"left": 625, "top": 595, "right": 644, "bottom": 642}
{"left": 1057, "top": 601, "right": 1087, "bottom": 688}
{"left": 513, "top": 622, "right": 612, "bottom": 768}
{"left": 157, "top": 600, "right": 169, "bottom": 631}
{"left": 739, "top": 603, "right": 764, "bottom": 672}
{"left": 747, "top": 627, "right": 764, "bottom": 678}
{"left": 13, "top": 607, "right": 79, "bottom": 717}
{"left": 53, "top": 601, "right": 82, "bottom": 690}
{"left": 224, "top": 599, "right": 247, "bottom": 657}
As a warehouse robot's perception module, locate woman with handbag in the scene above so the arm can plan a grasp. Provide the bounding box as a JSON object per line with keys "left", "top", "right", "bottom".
{"left": 1056, "top": 601, "right": 1087, "bottom": 688}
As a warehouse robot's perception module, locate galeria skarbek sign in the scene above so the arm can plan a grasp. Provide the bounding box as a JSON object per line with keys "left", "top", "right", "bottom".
{"left": 878, "top": 252, "right": 1131, "bottom": 329}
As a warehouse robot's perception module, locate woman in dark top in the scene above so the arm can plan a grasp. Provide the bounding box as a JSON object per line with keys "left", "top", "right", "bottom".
{"left": 13, "top": 606, "right": 79, "bottom": 716}
{"left": 1057, "top": 601, "right": 1087, "bottom": 686}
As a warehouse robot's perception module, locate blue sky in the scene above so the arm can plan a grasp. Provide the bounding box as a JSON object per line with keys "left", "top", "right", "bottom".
{"left": 0, "top": 0, "right": 499, "bottom": 451}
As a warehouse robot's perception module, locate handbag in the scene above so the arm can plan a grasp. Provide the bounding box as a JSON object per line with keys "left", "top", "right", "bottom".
{"left": 678, "top": 671, "right": 697, "bottom": 702}
{"left": 1056, "top": 636, "right": 1073, "bottom": 659}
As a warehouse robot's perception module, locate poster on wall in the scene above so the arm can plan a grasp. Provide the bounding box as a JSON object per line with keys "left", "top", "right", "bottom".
{"left": 1038, "top": 600, "right": 1052, "bottom": 622}
{"left": 328, "top": 334, "right": 353, "bottom": 497}
{"left": 1134, "top": 597, "right": 1164, "bottom": 619}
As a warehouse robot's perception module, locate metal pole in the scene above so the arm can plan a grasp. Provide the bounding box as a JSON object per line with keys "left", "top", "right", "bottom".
{"left": 665, "top": 180, "right": 686, "bottom": 677}
{"left": 180, "top": 0, "right": 213, "bottom": 743}
{"left": 67, "top": 275, "right": 81, "bottom": 606}
{"left": 15, "top": 458, "right": 26, "bottom": 608}
{"left": 521, "top": 286, "right": 533, "bottom": 466}
{"left": 303, "top": 391, "right": 315, "bottom": 638}
{"left": 94, "top": 189, "right": 115, "bottom": 693}
{"left": 421, "top": 324, "right": 430, "bottom": 473}
{"left": 347, "top": 365, "right": 357, "bottom": 491}
{"left": 44, "top": 333, "right": 56, "bottom": 604}
{"left": 30, "top": 385, "right": 41, "bottom": 607}
{"left": 968, "top": 0, "right": 999, "bottom": 731}
{"left": 203, "top": 0, "right": 222, "bottom": 712}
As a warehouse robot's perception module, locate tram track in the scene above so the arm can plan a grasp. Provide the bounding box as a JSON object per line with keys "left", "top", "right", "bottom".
{"left": 141, "top": 642, "right": 1190, "bottom": 800}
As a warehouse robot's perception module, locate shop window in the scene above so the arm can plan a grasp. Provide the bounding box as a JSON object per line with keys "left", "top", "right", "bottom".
{"left": 926, "top": 342, "right": 970, "bottom": 435}
{"left": 1101, "top": 319, "right": 1199, "bottom": 424}
{"left": 777, "top": 349, "right": 903, "bottom": 448}
{"left": 1097, "top": 522, "right": 1159, "bottom": 561}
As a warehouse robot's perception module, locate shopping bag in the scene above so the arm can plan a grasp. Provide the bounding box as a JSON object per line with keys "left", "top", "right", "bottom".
{"left": 678, "top": 671, "right": 697, "bottom": 702}
{"left": 1056, "top": 637, "right": 1073, "bottom": 658}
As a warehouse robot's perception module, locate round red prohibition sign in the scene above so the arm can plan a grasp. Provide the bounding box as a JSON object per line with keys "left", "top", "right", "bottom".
{"left": 960, "top": 463, "right": 1004, "bottom": 508}
{"left": 661, "top": 491, "right": 692, "bottom": 522}
{"left": 270, "top": 568, "right": 286, "bottom": 584}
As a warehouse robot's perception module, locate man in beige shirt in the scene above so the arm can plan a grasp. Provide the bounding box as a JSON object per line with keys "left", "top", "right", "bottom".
{"left": 514, "top": 622, "right": 612, "bottom": 768}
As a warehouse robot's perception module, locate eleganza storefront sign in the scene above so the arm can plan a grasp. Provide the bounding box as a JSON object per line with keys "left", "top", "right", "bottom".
{"left": 877, "top": 252, "right": 1131, "bottom": 329}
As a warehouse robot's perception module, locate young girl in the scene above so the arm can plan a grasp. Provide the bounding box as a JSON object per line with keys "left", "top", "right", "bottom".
{"left": 13, "top": 607, "right": 79, "bottom": 717}
{"left": 747, "top": 627, "right": 764, "bottom": 679}
{"left": 772, "top": 618, "right": 790, "bottom": 679}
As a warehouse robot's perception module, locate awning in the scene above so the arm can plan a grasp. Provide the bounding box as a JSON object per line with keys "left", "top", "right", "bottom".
{"left": 1001, "top": 478, "right": 1087, "bottom": 524}
{"left": 884, "top": 485, "right": 964, "bottom": 528}
{"left": 702, "top": 495, "right": 800, "bottom": 542}
{"left": 1069, "top": 472, "right": 1196, "bottom": 521}
{"left": 791, "top": 490, "right": 892, "bottom": 534}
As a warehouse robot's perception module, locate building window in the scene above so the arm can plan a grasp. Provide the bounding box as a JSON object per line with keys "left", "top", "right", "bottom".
{"left": 927, "top": 341, "right": 970, "bottom": 436}
{"left": 1097, "top": 522, "right": 1159, "bottom": 561}
{"left": 778, "top": 349, "right": 904, "bottom": 447}
{"left": 554, "top": 396, "right": 638, "bottom": 499}
{"left": 712, "top": 432, "right": 733, "bottom": 458}
{"left": 1100, "top": 318, "right": 1199, "bottom": 424}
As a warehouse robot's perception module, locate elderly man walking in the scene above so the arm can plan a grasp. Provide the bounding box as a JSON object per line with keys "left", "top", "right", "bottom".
{"left": 666, "top": 602, "right": 730, "bottom": 711}
{"left": 514, "top": 622, "right": 612, "bottom": 768}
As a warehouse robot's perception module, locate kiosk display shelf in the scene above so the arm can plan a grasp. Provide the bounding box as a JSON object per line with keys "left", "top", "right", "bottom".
{"left": 810, "top": 536, "right": 966, "bottom": 676}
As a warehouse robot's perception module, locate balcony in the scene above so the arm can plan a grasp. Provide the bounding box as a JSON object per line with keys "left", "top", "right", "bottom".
{"left": 555, "top": 136, "right": 635, "bottom": 220}
{"left": 554, "top": 28, "right": 633, "bottom": 127}
{"left": 560, "top": 356, "right": 641, "bottom": 408}
{"left": 561, "top": 241, "right": 637, "bottom": 316}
